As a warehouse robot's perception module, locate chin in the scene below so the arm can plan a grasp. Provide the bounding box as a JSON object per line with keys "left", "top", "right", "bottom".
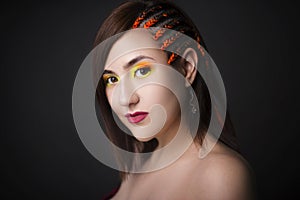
{"left": 133, "top": 135, "right": 155, "bottom": 142}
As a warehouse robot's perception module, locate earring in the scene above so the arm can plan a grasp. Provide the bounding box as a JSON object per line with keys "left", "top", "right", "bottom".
{"left": 189, "top": 89, "right": 197, "bottom": 114}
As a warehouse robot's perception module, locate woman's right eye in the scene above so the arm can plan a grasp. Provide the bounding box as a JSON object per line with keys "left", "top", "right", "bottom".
{"left": 103, "top": 75, "right": 119, "bottom": 86}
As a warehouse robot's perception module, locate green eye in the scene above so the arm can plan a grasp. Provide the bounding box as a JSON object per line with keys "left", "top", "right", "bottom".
{"left": 134, "top": 67, "right": 152, "bottom": 78}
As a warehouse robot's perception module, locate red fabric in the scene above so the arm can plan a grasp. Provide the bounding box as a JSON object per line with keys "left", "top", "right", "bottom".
{"left": 101, "top": 185, "right": 120, "bottom": 200}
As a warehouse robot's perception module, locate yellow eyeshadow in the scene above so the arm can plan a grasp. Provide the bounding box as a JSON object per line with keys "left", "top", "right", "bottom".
{"left": 102, "top": 74, "right": 111, "bottom": 82}
{"left": 102, "top": 74, "right": 119, "bottom": 86}
{"left": 130, "top": 61, "right": 153, "bottom": 78}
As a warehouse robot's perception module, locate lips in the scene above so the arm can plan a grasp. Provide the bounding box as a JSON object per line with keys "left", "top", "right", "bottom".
{"left": 125, "top": 111, "right": 149, "bottom": 124}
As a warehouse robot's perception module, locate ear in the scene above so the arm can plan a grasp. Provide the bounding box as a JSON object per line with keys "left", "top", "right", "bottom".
{"left": 182, "top": 47, "right": 198, "bottom": 87}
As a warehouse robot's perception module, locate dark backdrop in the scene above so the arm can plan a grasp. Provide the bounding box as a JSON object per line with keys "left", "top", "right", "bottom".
{"left": 2, "top": 0, "right": 299, "bottom": 199}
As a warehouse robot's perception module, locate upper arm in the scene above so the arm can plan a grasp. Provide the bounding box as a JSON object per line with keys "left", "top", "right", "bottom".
{"left": 190, "top": 154, "right": 255, "bottom": 200}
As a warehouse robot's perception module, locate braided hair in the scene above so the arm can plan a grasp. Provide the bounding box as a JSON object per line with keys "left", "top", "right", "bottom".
{"left": 93, "top": 0, "right": 240, "bottom": 178}
{"left": 130, "top": 1, "right": 207, "bottom": 65}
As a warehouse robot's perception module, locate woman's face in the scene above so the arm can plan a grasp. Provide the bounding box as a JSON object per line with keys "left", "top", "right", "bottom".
{"left": 103, "top": 30, "right": 185, "bottom": 143}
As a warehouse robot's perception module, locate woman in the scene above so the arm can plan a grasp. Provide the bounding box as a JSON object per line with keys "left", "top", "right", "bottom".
{"left": 92, "top": 0, "right": 255, "bottom": 199}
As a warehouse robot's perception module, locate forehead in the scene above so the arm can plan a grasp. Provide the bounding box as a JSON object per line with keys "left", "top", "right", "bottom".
{"left": 105, "top": 29, "right": 162, "bottom": 70}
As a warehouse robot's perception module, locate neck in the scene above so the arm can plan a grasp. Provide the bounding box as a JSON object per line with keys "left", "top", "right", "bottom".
{"left": 139, "top": 116, "right": 195, "bottom": 172}
{"left": 155, "top": 118, "right": 181, "bottom": 149}
{"left": 155, "top": 111, "right": 191, "bottom": 149}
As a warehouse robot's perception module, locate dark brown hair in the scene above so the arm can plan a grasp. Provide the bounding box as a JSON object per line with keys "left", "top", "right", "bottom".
{"left": 93, "top": 0, "right": 240, "bottom": 179}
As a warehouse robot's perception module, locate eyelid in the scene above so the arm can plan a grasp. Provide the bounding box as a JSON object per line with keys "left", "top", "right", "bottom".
{"left": 102, "top": 73, "right": 119, "bottom": 86}
{"left": 102, "top": 73, "right": 113, "bottom": 81}
{"left": 130, "top": 61, "right": 153, "bottom": 78}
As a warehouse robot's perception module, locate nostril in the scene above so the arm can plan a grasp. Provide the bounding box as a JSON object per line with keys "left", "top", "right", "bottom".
{"left": 128, "top": 93, "right": 140, "bottom": 107}
{"left": 119, "top": 93, "right": 139, "bottom": 107}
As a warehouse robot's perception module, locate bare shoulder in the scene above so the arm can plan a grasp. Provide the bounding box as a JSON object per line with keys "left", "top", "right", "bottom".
{"left": 189, "top": 142, "right": 256, "bottom": 200}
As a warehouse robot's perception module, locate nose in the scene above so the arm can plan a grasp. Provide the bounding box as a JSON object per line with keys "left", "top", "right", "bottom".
{"left": 119, "top": 79, "right": 139, "bottom": 107}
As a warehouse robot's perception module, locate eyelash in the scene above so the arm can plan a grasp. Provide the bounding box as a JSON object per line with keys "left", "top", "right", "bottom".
{"left": 133, "top": 66, "right": 152, "bottom": 78}
{"left": 103, "top": 75, "right": 119, "bottom": 86}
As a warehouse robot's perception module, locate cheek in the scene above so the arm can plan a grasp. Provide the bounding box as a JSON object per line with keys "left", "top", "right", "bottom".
{"left": 140, "top": 86, "right": 179, "bottom": 110}
{"left": 105, "top": 89, "right": 114, "bottom": 108}
{"left": 157, "top": 88, "right": 180, "bottom": 115}
{"left": 105, "top": 88, "right": 125, "bottom": 115}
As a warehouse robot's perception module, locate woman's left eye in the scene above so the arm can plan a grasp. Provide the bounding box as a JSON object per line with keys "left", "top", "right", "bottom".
{"left": 134, "top": 67, "right": 151, "bottom": 78}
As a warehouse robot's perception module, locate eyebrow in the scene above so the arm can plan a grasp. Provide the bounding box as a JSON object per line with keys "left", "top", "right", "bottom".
{"left": 103, "top": 55, "right": 155, "bottom": 75}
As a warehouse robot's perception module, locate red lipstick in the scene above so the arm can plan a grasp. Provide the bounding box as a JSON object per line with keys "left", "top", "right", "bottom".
{"left": 125, "top": 111, "right": 148, "bottom": 124}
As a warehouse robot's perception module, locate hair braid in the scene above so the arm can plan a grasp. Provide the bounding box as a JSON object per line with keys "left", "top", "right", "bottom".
{"left": 131, "top": 3, "right": 203, "bottom": 64}
{"left": 132, "top": 5, "right": 163, "bottom": 28}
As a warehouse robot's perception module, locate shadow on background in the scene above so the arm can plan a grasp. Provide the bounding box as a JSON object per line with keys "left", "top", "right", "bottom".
{"left": 2, "top": 0, "right": 299, "bottom": 199}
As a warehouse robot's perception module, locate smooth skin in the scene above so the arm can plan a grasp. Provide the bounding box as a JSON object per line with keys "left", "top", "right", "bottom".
{"left": 112, "top": 142, "right": 253, "bottom": 200}
{"left": 104, "top": 30, "right": 254, "bottom": 200}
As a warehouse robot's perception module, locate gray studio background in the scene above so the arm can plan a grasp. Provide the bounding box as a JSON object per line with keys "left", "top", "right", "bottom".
{"left": 2, "top": 0, "right": 299, "bottom": 199}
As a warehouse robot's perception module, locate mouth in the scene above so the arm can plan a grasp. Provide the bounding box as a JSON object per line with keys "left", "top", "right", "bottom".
{"left": 125, "top": 111, "right": 149, "bottom": 124}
